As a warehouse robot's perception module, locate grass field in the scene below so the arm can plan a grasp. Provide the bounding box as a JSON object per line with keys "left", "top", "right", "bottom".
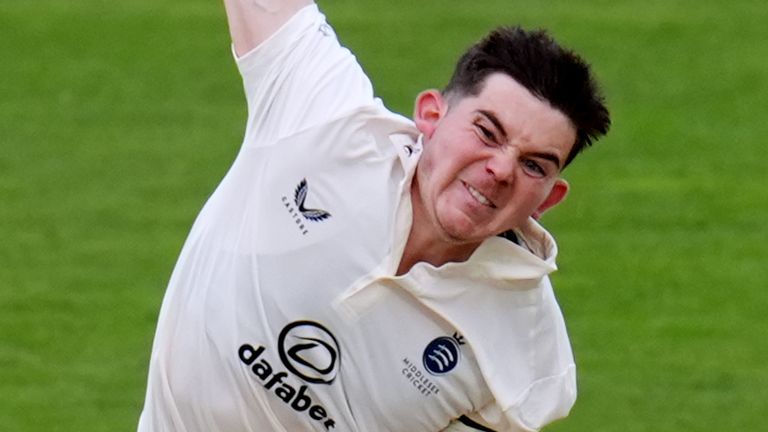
{"left": 1, "top": 0, "right": 766, "bottom": 430}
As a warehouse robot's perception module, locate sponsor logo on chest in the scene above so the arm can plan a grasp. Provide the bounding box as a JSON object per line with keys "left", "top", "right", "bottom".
{"left": 239, "top": 320, "right": 340, "bottom": 430}
{"left": 281, "top": 178, "right": 332, "bottom": 236}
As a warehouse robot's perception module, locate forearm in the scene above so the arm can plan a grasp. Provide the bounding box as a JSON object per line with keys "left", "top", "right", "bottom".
{"left": 222, "top": 0, "right": 314, "bottom": 56}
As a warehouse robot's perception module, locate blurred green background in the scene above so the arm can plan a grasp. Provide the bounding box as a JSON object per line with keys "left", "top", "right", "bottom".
{"left": 1, "top": 0, "right": 766, "bottom": 430}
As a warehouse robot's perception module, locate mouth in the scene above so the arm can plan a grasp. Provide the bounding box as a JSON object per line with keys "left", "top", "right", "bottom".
{"left": 462, "top": 181, "right": 496, "bottom": 208}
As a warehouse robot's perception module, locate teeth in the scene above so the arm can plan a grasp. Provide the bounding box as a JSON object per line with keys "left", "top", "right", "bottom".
{"left": 466, "top": 183, "right": 493, "bottom": 207}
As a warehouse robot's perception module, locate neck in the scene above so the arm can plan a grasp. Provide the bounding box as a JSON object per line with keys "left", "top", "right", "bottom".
{"left": 396, "top": 182, "right": 481, "bottom": 275}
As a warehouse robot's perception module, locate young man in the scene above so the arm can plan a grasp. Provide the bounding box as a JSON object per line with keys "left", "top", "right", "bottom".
{"left": 138, "top": 1, "right": 610, "bottom": 431}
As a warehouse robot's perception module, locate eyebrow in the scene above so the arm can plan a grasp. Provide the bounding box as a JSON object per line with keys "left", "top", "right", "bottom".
{"left": 477, "top": 110, "right": 563, "bottom": 169}
{"left": 529, "top": 152, "right": 563, "bottom": 170}
{"left": 477, "top": 110, "right": 508, "bottom": 141}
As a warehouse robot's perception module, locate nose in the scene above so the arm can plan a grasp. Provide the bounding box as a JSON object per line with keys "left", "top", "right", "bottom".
{"left": 485, "top": 150, "right": 517, "bottom": 184}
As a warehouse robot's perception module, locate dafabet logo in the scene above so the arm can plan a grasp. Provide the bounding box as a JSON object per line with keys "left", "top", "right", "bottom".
{"left": 239, "top": 320, "right": 340, "bottom": 430}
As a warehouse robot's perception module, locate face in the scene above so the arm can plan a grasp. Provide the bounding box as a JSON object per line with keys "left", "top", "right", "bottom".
{"left": 412, "top": 73, "right": 576, "bottom": 247}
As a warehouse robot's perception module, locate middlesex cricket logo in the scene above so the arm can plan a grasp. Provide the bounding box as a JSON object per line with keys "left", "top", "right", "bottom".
{"left": 400, "top": 332, "right": 465, "bottom": 397}
{"left": 238, "top": 321, "right": 340, "bottom": 430}
{"left": 423, "top": 334, "right": 462, "bottom": 375}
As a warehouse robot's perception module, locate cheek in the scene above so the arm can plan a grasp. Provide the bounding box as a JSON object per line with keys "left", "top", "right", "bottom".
{"left": 529, "top": 182, "right": 557, "bottom": 208}
{"left": 506, "top": 181, "right": 552, "bottom": 212}
{"left": 420, "top": 132, "right": 479, "bottom": 191}
{"left": 419, "top": 146, "right": 452, "bottom": 188}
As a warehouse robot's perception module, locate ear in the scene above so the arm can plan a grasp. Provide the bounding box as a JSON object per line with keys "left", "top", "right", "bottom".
{"left": 413, "top": 90, "right": 446, "bottom": 138}
{"left": 533, "top": 179, "right": 569, "bottom": 220}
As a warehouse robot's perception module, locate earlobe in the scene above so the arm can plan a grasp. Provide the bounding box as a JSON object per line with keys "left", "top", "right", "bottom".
{"left": 533, "top": 179, "right": 569, "bottom": 219}
{"left": 413, "top": 90, "right": 445, "bottom": 138}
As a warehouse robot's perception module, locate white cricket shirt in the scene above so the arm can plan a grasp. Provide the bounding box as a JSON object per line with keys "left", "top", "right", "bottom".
{"left": 138, "top": 5, "right": 576, "bottom": 432}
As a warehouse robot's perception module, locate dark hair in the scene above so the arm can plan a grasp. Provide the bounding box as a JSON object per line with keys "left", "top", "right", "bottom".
{"left": 443, "top": 26, "right": 610, "bottom": 167}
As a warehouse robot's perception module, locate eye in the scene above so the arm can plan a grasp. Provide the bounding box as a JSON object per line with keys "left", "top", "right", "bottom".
{"left": 522, "top": 159, "right": 546, "bottom": 178}
{"left": 475, "top": 123, "right": 497, "bottom": 144}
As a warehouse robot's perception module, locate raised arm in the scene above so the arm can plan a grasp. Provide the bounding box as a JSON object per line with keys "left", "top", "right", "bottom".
{"left": 223, "top": 0, "right": 314, "bottom": 56}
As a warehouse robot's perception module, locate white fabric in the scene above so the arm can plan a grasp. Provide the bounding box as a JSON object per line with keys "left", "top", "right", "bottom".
{"left": 138, "top": 4, "right": 575, "bottom": 432}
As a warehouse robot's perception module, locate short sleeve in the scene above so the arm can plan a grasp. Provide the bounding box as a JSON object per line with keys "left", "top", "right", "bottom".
{"left": 440, "top": 404, "right": 515, "bottom": 432}
{"left": 503, "top": 366, "right": 577, "bottom": 431}
{"left": 443, "top": 383, "right": 575, "bottom": 432}
{"left": 232, "top": 4, "right": 378, "bottom": 148}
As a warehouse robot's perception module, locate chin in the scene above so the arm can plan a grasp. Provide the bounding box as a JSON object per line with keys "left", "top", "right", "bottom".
{"left": 439, "top": 223, "right": 486, "bottom": 245}
{"left": 435, "top": 210, "right": 497, "bottom": 245}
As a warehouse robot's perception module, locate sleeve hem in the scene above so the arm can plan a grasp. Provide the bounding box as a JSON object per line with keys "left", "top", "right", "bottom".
{"left": 232, "top": 3, "right": 320, "bottom": 75}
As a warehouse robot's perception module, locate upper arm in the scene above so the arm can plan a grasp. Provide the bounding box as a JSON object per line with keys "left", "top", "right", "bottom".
{"left": 222, "top": 0, "right": 315, "bottom": 56}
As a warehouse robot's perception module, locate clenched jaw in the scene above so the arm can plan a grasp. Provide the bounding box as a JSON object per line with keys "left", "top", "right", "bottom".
{"left": 462, "top": 181, "right": 496, "bottom": 208}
